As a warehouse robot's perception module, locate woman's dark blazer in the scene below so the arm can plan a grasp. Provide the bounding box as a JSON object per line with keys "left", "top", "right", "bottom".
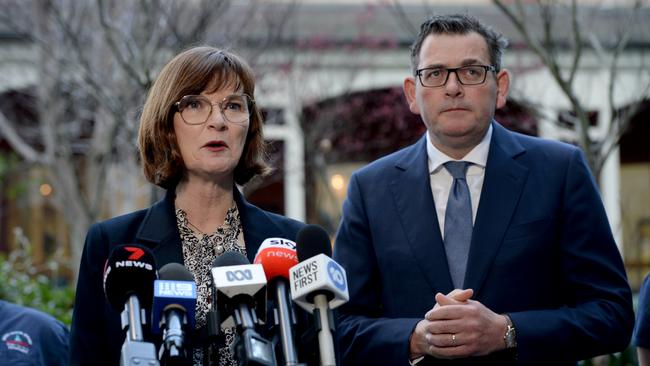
{"left": 69, "top": 187, "right": 305, "bottom": 366}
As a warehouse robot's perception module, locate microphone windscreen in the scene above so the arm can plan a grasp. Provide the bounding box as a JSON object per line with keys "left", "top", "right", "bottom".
{"left": 152, "top": 263, "right": 197, "bottom": 333}
{"left": 212, "top": 251, "right": 249, "bottom": 268}
{"left": 296, "top": 224, "right": 332, "bottom": 261}
{"left": 254, "top": 238, "right": 298, "bottom": 281}
{"left": 159, "top": 262, "right": 194, "bottom": 281}
{"left": 103, "top": 244, "right": 157, "bottom": 311}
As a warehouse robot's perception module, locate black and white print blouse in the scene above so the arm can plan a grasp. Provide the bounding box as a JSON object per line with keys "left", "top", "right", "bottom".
{"left": 176, "top": 205, "right": 246, "bottom": 366}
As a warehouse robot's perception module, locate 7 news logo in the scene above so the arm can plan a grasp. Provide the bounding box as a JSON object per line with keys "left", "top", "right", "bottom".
{"left": 124, "top": 246, "right": 145, "bottom": 260}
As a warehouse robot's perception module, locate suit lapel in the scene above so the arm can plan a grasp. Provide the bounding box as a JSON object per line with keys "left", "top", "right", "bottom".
{"left": 234, "top": 188, "right": 285, "bottom": 263}
{"left": 389, "top": 136, "right": 454, "bottom": 294}
{"left": 134, "top": 187, "right": 285, "bottom": 267}
{"left": 464, "top": 122, "right": 528, "bottom": 293}
{"left": 135, "top": 189, "right": 184, "bottom": 268}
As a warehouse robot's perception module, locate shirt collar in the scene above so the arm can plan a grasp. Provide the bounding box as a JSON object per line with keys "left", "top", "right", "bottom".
{"left": 426, "top": 123, "right": 493, "bottom": 174}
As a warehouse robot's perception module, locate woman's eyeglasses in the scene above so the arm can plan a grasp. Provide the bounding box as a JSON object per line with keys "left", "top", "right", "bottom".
{"left": 175, "top": 94, "right": 254, "bottom": 125}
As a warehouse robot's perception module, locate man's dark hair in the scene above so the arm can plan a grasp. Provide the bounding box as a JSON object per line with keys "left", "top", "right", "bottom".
{"left": 410, "top": 14, "right": 508, "bottom": 74}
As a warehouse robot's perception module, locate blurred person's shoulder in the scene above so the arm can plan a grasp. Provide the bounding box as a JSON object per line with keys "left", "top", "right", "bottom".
{"left": 0, "top": 300, "right": 69, "bottom": 364}
{"left": 0, "top": 300, "right": 68, "bottom": 338}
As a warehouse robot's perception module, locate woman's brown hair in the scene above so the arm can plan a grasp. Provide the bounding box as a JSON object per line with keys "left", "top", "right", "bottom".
{"left": 138, "top": 46, "right": 269, "bottom": 189}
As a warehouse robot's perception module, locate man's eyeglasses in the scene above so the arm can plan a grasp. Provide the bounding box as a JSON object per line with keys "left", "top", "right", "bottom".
{"left": 415, "top": 65, "right": 496, "bottom": 88}
{"left": 174, "top": 94, "right": 254, "bottom": 125}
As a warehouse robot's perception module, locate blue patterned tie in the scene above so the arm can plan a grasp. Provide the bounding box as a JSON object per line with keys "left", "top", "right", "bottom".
{"left": 443, "top": 161, "right": 473, "bottom": 289}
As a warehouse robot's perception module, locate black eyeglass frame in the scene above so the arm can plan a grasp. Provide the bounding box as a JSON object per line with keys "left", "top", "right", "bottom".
{"left": 415, "top": 65, "right": 497, "bottom": 88}
{"left": 174, "top": 94, "right": 255, "bottom": 125}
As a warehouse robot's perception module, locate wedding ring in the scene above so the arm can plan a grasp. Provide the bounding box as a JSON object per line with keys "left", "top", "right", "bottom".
{"left": 451, "top": 333, "right": 457, "bottom": 346}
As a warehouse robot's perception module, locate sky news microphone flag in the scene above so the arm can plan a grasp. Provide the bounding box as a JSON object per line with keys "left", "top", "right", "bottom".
{"left": 255, "top": 238, "right": 304, "bottom": 366}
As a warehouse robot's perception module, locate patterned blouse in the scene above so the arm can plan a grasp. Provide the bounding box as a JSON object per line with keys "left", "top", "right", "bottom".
{"left": 176, "top": 205, "right": 246, "bottom": 366}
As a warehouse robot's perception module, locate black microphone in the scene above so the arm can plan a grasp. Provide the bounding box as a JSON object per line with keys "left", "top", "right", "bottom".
{"left": 103, "top": 244, "right": 160, "bottom": 366}
{"left": 211, "top": 251, "right": 276, "bottom": 366}
{"left": 253, "top": 238, "right": 305, "bottom": 366}
{"left": 151, "top": 263, "right": 197, "bottom": 365}
{"left": 290, "top": 225, "right": 349, "bottom": 366}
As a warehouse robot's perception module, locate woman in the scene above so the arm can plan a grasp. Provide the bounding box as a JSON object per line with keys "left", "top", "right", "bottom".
{"left": 69, "top": 47, "right": 305, "bottom": 365}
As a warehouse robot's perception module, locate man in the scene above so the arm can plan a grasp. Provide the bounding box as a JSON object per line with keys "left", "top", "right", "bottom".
{"left": 333, "top": 14, "right": 633, "bottom": 365}
{"left": 0, "top": 300, "right": 69, "bottom": 365}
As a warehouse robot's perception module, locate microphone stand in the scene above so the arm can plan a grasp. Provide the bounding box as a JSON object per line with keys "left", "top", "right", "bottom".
{"left": 120, "top": 295, "right": 160, "bottom": 366}
{"left": 273, "top": 280, "right": 305, "bottom": 366}
{"left": 159, "top": 308, "right": 189, "bottom": 366}
{"left": 231, "top": 302, "right": 276, "bottom": 366}
{"left": 313, "top": 295, "right": 335, "bottom": 366}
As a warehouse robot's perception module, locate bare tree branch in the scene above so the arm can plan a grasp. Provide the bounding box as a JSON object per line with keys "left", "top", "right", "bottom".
{"left": 0, "top": 0, "right": 307, "bottom": 280}
{"left": 599, "top": 82, "right": 650, "bottom": 172}
{"left": 605, "top": 0, "right": 642, "bottom": 135}
{"left": 47, "top": 3, "right": 121, "bottom": 115}
{"left": 386, "top": 0, "right": 419, "bottom": 38}
{"left": 0, "top": 109, "right": 41, "bottom": 163}
{"left": 495, "top": 0, "right": 592, "bottom": 159}
{"left": 493, "top": 0, "right": 650, "bottom": 184}
{"left": 568, "top": 0, "right": 582, "bottom": 86}
{"left": 96, "top": 0, "right": 147, "bottom": 88}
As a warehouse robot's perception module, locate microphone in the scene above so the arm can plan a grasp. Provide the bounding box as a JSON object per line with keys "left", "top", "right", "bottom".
{"left": 254, "top": 238, "right": 304, "bottom": 366}
{"left": 151, "top": 263, "right": 197, "bottom": 365}
{"left": 211, "top": 251, "right": 276, "bottom": 366}
{"left": 103, "top": 244, "right": 160, "bottom": 366}
{"left": 289, "top": 225, "right": 348, "bottom": 366}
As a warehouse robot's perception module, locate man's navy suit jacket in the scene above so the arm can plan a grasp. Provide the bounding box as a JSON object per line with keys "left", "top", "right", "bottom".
{"left": 333, "top": 122, "right": 633, "bottom": 365}
{"left": 69, "top": 187, "right": 305, "bottom": 366}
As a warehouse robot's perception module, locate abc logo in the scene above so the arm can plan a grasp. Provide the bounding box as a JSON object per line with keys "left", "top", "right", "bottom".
{"left": 327, "top": 262, "right": 346, "bottom": 291}
{"left": 226, "top": 269, "right": 253, "bottom": 281}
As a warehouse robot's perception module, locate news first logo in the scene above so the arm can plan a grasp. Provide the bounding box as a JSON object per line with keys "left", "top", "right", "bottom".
{"left": 2, "top": 331, "right": 33, "bottom": 354}
{"left": 290, "top": 257, "right": 347, "bottom": 293}
{"left": 291, "top": 259, "right": 319, "bottom": 288}
{"left": 289, "top": 254, "right": 349, "bottom": 312}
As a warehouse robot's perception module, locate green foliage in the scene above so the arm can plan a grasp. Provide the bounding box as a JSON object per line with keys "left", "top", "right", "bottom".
{"left": 0, "top": 229, "right": 74, "bottom": 325}
{"left": 0, "top": 153, "right": 28, "bottom": 199}
{"left": 578, "top": 348, "right": 637, "bottom": 366}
